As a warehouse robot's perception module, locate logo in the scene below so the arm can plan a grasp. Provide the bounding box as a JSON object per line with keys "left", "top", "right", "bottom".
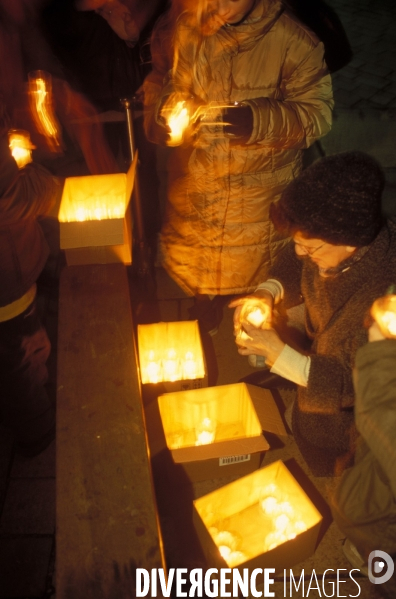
{"left": 368, "top": 550, "right": 394, "bottom": 584}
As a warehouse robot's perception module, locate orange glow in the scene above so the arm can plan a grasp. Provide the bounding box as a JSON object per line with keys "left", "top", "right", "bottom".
{"left": 195, "top": 417, "right": 216, "bottom": 446}
{"left": 58, "top": 174, "right": 128, "bottom": 223}
{"left": 240, "top": 300, "right": 270, "bottom": 328}
{"left": 166, "top": 100, "right": 190, "bottom": 146}
{"left": 194, "top": 460, "right": 321, "bottom": 568}
{"left": 371, "top": 293, "right": 396, "bottom": 338}
{"left": 138, "top": 321, "right": 205, "bottom": 384}
{"left": 158, "top": 383, "right": 263, "bottom": 451}
{"left": 28, "top": 71, "right": 61, "bottom": 151}
{"left": 8, "top": 130, "right": 35, "bottom": 168}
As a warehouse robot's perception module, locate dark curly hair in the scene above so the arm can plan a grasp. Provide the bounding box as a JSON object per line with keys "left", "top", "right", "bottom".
{"left": 270, "top": 151, "right": 385, "bottom": 246}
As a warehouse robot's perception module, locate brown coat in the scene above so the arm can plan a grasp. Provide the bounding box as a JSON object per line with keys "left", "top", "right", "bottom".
{"left": 145, "top": 0, "right": 333, "bottom": 295}
{"left": 0, "top": 132, "right": 58, "bottom": 307}
{"left": 270, "top": 220, "right": 396, "bottom": 475}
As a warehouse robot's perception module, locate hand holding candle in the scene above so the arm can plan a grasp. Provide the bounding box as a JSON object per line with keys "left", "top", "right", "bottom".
{"left": 160, "top": 94, "right": 203, "bottom": 147}
{"left": 229, "top": 291, "right": 274, "bottom": 339}
{"left": 8, "top": 130, "right": 35, "bottom": 168}
{"left": 235, "top": 323, "right": 285, "bottom": 367}
{"left": 370, "top": 288, "right": 396, "bottom": 339}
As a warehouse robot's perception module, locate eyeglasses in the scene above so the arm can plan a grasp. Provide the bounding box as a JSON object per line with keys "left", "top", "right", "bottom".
{"left": 294, "top": 241, "right": 326, "bottom": 256}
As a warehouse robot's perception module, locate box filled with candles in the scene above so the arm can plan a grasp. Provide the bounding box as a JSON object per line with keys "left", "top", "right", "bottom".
{"left": 193, "top": 460, "right": 322, "bottom": 572}
{"left": 137, "top": 320, "right": 208, "bottom": 393}
{"left": 157, "top": 383, "right": 288, "bottom": 482}
{"left": 58, "top": 156, "right": 136, "bottom": 265}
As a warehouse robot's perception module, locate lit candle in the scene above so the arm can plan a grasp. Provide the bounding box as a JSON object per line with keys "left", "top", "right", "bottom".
{"left": 275, "top": 514, "right": 290, "bottom": 532}
{"left": 162, "top": 348, "right": 180, "bottom": 382}
{"left": 260, "top": 496, "right": 278, "bottom": 515}
{"left": 277, "top": 501, "right": 294, "bottom": 516}
{"left": 182, "top": 351, "right": 198, "bottom": 379}
{"left": 167, "top": 101, "right": 190, "bottom": 146}
{"left": 145, "top": 351, "right": 161, "bottom": 384}
{"left": 259, "top": 483, "right": 281, "bottom": 515}
{"left": 8, "top": 130, "right": 35, "bottom": 168}
{"left": 218, "top": 545, "right": 232, "bottom": 560}
{"left": 371, "top": 290, "right": 396, "bottom": 338}
{"left": 28, "top": 71, "right": 60, "bottom": 149}
{"left": 240, "top": 300, "right": 270, "bottom": 328}
{"left": 196, "top": 417, "right": 216, "bottom": 446}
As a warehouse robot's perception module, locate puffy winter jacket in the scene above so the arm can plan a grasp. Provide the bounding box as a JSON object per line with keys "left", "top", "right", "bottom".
{"left": 144, "top": 0, "right": 333, "bottom": 295}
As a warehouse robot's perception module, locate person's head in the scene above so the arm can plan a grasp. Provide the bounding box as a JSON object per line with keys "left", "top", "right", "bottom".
{"left": 206, "top": 0, "right": 257, "bottom": 24}
{"left": 76, "top": 0, "right": 166, "bottom": 46}
{"left": 270, "top": 151, "right": 385, "bottom": 269}
{"left": 194, "top": 0, "right": 258, "bottom": 35}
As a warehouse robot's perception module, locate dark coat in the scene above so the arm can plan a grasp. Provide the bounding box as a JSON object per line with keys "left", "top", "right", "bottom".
{"left": 0, "top": 132, "right": 58, "bottom": 307}
{"left": 270, "top": 220, "right": 396, "bottom": 475}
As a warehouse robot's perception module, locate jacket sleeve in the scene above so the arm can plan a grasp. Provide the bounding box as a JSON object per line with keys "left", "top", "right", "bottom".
{"left": 245, "top": 39, "right": 333, "bottom": 149}
{"left": 354, "top": 339, "right": 396, "bottom": 496}
{"left": 143, "top": 20, "right": 200, "bottom": 144}
{"left": 298, "top": 317, "right": 368, "bottom": 415}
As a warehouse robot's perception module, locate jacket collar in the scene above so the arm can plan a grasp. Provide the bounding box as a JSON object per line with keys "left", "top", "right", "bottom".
{"left": 220, "top": 0, "right": 284, "bottom": 49}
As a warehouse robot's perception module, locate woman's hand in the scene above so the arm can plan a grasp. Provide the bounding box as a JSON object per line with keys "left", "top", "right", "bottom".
{"left": 229, "top": 290, "right": 274, "bottom": 335}
{"left": 235, "top": 323, "right": 285, "bottom": 367}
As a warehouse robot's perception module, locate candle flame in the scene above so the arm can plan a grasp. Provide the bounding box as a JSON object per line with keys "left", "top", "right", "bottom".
{"left": 371, "top": 294, "right": 396, "bottom": 338}
{"left": 8, "top": 131, "right": 34, "bottom": 168}
{"left": 379, "top": 310, "right": 396, "bottom": 336}
{"left": 31, "top": 77, "right": 60, "bottom": 144}
{"left": 196, "top": 417, "right": 216, "bottom": 446}
{"left": 246, "top": 307, "right": 267, "bottom": 327}
{"left": 167, "top": 101, "right": 190, "bottom": 146}
{"left": 141, "top": 349, "right": 204, "bottom": 384}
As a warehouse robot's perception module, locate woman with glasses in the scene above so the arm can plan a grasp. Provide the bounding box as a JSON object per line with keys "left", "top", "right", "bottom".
{"left": 231, "top": 151, "right": 396, "bottom": 477}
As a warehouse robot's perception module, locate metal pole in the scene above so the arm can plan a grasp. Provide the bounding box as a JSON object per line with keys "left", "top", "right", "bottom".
{"left": 121, "top": 97, "right": 150, "bottom": 278}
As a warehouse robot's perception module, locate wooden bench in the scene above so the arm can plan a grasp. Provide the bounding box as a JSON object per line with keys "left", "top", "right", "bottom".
{"left": 56, "top": 264, "right": 165, "bottom": 599}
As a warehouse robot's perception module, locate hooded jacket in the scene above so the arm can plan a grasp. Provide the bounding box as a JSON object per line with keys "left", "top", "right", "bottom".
{"left": 144, "top": 0, "right": 333, "bottom": 295}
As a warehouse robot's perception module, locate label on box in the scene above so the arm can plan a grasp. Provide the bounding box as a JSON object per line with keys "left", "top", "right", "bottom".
{"left": 219, "top": 454, "right": 251, "bottom": 466}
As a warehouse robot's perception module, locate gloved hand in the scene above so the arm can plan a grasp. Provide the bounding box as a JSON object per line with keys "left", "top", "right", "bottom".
{"left": 222, "top": 102, "right": 253, "bottom": 143}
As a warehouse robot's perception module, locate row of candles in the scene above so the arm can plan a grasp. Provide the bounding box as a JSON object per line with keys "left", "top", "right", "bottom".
{"left": 209, "top": 483, "right": 309, "bottom": 568}
{"left": 58, "top": 191, "right": 126, "bottom": 222}
{"left": 144, "top": 349, "right": 204, "bottom": 384}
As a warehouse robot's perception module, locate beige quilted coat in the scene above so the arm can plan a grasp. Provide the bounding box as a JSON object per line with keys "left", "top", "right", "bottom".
{"left": 144, "top": 0, "right": 333, "bottom": 296}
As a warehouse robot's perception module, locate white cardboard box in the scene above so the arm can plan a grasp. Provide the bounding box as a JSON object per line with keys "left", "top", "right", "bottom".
{"left": 157, "top": 383, "right": 288, "bottom": 482}
{"left": 58, "top": 154, "right": 136, "bottom": 265}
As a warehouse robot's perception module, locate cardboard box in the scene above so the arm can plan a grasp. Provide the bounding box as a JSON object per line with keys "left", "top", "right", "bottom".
{"left": 58, "top": 154, "right": 136, "bottom": 265}
{"left": 193, "top": 460, "right": 323, "bottom": 573}
{"left": 157, "top": 383, "right": 288, "bottom": 482}
{"left": 137, "top": 320, "right": 208, "bottom": 393}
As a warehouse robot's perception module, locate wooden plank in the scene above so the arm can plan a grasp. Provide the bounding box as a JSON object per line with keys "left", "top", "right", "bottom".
{"left": 56, "top": 264, "right": 165, "bottom": 599}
